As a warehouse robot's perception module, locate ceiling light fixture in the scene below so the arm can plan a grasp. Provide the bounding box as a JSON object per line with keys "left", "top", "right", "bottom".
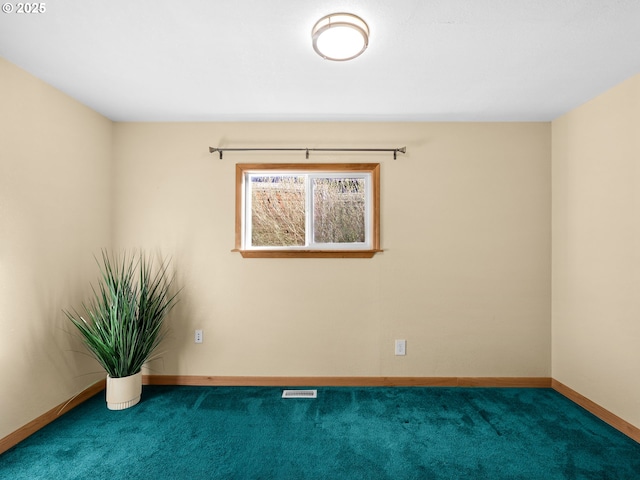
{"left": 312, "top": 13, "right": 369, "bottom": 61}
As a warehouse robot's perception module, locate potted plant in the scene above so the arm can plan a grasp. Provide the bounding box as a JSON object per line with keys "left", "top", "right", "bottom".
{"left": 65, "top": 250, "right": 178, "bottom": 410}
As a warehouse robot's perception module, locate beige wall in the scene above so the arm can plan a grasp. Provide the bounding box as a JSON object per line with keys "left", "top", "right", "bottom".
{"left": 113, "top": 122, "right": 551, "bottom": 379}
{"left": 1, "top": 57, "right": 553, "bottom": 441}
{"left": 552, "top": 74, "right": 640, "bottom": 428}
{"left": 3, "top": 55, "right": 638, "bottom": 440}
{"left": 5, "top": 51, "right": 638, "bottom": 442}
{"left": 0, "top": 58, "right": 113, "bottom": 439}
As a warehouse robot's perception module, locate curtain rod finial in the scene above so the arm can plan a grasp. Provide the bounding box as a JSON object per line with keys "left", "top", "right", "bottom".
{"left": 209, "top": 147, "right": 223, "bottom": 159}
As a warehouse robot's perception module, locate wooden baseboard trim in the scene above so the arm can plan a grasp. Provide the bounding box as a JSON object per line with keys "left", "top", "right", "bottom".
{"left": 0, "top": 379, "right": 105, "bottom": 455}
{"left": 143, "top": 375, "right": 552, "bottom": 388}
{"left": 5, "top": 376, "right": 638, "bottom": 454}
{"left": 551, "top": 379, "right": 640, "bottom": 443}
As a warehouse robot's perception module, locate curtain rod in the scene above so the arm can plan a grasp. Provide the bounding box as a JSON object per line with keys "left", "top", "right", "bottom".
{"left": 208, "top": 146, "right": 407, "bottom": 160}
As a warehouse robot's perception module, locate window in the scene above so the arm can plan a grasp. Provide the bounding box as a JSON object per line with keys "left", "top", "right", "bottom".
{"left": 235, "top": 163, "right": 381, "bottom": 258}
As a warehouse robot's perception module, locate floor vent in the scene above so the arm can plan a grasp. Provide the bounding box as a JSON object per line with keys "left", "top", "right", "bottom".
{"left": 282, "top": 389, "right": 317, "bottom": 399}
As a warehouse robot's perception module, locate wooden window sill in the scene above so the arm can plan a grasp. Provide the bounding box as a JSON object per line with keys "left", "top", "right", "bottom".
{"left": 232, "top": 249, "right": 383, "bottom": 259}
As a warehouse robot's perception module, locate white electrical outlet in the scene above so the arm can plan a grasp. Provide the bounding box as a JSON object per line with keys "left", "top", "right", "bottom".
{"left": 395, "top": 339, "right": 406, "bottom": 356}
{"left": 194, "top": 329, "right": 203, "bottom": 344}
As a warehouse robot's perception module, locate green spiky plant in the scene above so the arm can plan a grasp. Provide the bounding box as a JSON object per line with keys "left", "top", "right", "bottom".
{"left": 65, "top": 251, "right": 179, "bottom": 378}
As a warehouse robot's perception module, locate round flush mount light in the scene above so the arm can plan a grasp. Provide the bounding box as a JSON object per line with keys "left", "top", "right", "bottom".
{"left": 312, "top": 13, "right": 369, "bottom": 61}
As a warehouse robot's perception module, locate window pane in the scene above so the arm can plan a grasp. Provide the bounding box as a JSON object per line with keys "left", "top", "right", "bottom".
{"left": 251, "top": 175, "right": 305, "bottom": 246}
{"left": 313, "top": 177, "right": 365, "bottom": 243}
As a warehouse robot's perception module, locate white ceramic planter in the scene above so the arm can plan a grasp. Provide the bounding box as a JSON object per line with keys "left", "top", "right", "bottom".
{"left": 106, "top": 371, "right": 142, "bottom": 410}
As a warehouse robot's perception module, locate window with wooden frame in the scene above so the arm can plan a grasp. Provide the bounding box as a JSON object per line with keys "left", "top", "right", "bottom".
{"left": 235, "top": 163, "right": 381, "bottom": 258}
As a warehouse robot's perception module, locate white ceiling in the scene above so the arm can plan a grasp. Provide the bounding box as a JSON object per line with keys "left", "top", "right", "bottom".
{"left": 1, "top": 0, "right": 639, "bottom": 122}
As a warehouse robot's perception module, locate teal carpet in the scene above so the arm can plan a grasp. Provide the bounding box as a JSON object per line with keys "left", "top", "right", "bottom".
{"left": 2, "top": 386, "right": 639, "bottom": 479}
